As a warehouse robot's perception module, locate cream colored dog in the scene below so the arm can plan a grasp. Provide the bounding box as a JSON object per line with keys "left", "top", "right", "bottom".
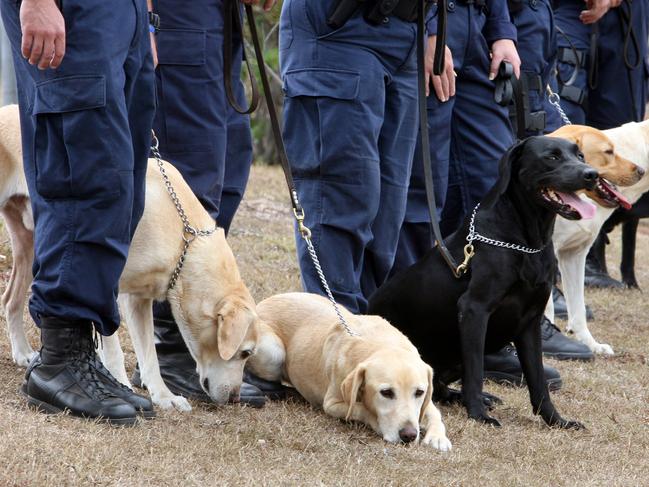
{"left": 0, "top": 104, "right": 259, "bottom": 410}
{"left": 548, "top": 121, "right": 649, "bottom": 354}
{"left": 247, "top": 292, "right": 451, "bottom": 451}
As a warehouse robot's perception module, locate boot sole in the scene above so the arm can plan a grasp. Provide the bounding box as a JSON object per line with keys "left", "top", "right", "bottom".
{"left": 484, "top": 372, "right": 563, "bottom": 392}
{"left": 543, "top": 351, "right": 594, "bottom": 362}
{"left": 21, "top": 386, "right": 139, "bottom": 426}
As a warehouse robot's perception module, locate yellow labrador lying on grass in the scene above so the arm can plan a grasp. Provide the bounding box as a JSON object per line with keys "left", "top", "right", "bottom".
{"left": 247, "top": 292, "right": 451, "bottom": 450}
{"left": 0, "top": 104, "right": 259, "bottom": 411}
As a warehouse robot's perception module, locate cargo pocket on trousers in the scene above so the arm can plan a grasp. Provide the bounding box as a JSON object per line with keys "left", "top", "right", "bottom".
{"left": 155, "top": 29, "right": 213, "bottom": 153}
{"left": 282, "top": 68, "right": 364, "bottom": 178}
{"left": 31, "top": 74, "right": 120, "bottom": 201}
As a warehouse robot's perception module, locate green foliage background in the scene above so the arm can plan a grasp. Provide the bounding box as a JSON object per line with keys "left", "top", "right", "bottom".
{"left": 247, "top": 2, "right": 284, "bottom": 165}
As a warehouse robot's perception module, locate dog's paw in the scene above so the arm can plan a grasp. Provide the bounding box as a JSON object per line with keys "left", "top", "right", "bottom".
{"left": 422, "top": 435, "right": 452, "bottom": 452}
{"left": 591, "top": 342, "right": 614, "bottom": 356}
{"left": 153, "top": 393, "right": 192, "bottom": 412}
{"left": 553, "top": 419, "right": 585, "bottom": 430}
{"left": 469, "top": 412, "right": 501, "bottom": 427}
{"left": 13, "top": 349, "right": 37, "bottom": 368}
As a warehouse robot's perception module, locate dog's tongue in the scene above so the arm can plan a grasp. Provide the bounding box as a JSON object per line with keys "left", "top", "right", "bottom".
{"left": 557, "top": 192, "right": 596, "bottom": 219}
{"left": 603, "top": 181, "right": 633, "bottom": 210}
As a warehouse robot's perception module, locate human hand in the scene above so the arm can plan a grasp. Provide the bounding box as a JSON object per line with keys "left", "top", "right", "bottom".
{"left": 426, "top": 36, "right": 455, "bottom": 102}
{"left": 579, "top": 0, "right": 612, "bottom": 24}
{"left": 239, "top": 0, "right": 277, "bottom": 11}
{"left": 489, "top": 39, "right": 521, "bottom": 80}
{"left": 20, "top": 0, "right": 65, "bottom": 70}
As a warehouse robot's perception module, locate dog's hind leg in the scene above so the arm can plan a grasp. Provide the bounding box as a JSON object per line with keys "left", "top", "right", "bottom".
{"left": 420, "top": 402, "right": 452, "bottom": 451}
{"left": 99, "top": 331, "right": 132, "bottom": 388}
{"left": 620, "top": 218, "right": 639, "bottom": 288}
{"left": 120, "top": 294, "right": 191, "bottom": 412}
{"left": 558, "top": 248, "right": 614, "bottom": 355}
{"left": 1, "top": 198, "right": 35, "bottom": 367}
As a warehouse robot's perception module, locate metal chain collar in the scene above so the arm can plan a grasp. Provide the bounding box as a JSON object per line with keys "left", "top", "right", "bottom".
{"left": 546, "top": 86, "right": 573, "bottom": 126}
{"left": 151, "top": 134, "right": 217, "bottom": 290}
{"left": 467, "top": 203, "right": 544, "bottom": 254}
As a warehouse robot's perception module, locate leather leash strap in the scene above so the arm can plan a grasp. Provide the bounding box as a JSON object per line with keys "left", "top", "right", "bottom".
{"left": 224, "top": 0, "right": 260, "bottom": 115}
{"left": 433, "top": 0, "right": 447, "bottom": 76}
{"left": 417, "top": 0, "right": 463, "bottom": 277}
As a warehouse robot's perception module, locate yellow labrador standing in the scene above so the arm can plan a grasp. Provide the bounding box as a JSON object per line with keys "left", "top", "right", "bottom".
{"left": 0, "top": 104, "right": 260, "bottom": 410}
{"left": 247, "top": 292, "right": 451, "bottom": 450}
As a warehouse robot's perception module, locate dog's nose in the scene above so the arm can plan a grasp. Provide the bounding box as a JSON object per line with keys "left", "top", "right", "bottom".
{"left": 637, "top": 166, "right": 645, "bottom": 177}
{"left": 583, "top": 168, "right": 599, "bottom": 184}
{"left": 399, "top": 426, "right": 418, "bottom": 444}
{"left": 228, "top": 388, "right": 241, "bottom": 404}
{"left": 202, "top": 377, "right": 209, "bottom": 393}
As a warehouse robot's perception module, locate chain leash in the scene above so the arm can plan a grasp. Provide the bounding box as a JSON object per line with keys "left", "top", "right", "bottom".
{"left": 546, "top": 86, "right": 573, "bottom": 126}
{"left": 293, "top": 212, "right": 359, "bottom": 337}
{"left": 151, "top": 133, "right": 217, "bottom": 290}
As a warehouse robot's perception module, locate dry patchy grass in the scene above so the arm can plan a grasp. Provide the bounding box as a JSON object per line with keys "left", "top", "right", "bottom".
{"left": 0, "top": 165, "right": 648, "bottom": 486}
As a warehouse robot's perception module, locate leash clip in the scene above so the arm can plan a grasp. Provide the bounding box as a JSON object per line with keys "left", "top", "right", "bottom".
{"left": 293, "top": 208, "right": 312, "bottom": 239}
{"left": 455, "top": 243, "right": 475, "bottom": 276}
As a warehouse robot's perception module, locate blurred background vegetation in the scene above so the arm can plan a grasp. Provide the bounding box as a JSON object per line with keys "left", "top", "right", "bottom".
{"left": 246, "top": 2, "right": 284, "bottom": 165}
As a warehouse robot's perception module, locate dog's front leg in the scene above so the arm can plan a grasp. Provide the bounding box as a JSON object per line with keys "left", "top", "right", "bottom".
{"left": 323, "top": 389, "right": 378, "bottom": 433}
{"left": 1, "top": 209, "right": 35, "bottom": 367}
{"left": 99, "top": 332, "right": 132, "bottom": 388}
{"left": 120, "top": 294, "right": 191, "bottom": 412}
{"left": 420, "top": 402, "right": 452, "bottom": 451}
{"left": 514, "top": 320, "right": 584, "bottom": 430}
{"left": 457, "top": 292, "right": 500, "bottom": 426}
{"left": 557, "top": 248, "right": 614, "bottom": 355}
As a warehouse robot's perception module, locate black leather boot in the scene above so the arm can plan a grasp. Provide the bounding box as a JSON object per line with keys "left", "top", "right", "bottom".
{"left": 131, "top": 302, "right": 286, "bottom": 407}
{"left": 541, "top": 317, "right": 594, "bottom": 361}
{"left": 484, "top": 345, "right": 562, "bottom": 392}
{"left": 552, "top": 286, "right": 594, "bottom": 322}
{"left": 21, "top": 319, "right": 138, "bottom": 425}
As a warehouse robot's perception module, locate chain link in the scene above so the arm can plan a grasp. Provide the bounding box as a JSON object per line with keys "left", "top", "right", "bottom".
{"left": 151, "top": 133, "right": 217, "bottom": 290}
{"left": 303, "top": 236, "right": 359, "bottom": 337}
{"left": 467, "top": 203, "right": 544, "bottom": 254}
{"left": 546, "top": 86, "right": 572, "bottom": 126}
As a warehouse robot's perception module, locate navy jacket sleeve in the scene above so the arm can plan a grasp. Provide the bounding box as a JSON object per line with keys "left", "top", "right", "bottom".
{"left": 483, "top": 0, "right": 517, "bottom": 44}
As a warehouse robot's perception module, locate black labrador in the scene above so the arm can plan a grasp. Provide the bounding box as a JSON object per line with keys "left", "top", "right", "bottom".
{"left": 368, "top": 136, "right": 598, "bottom": 429}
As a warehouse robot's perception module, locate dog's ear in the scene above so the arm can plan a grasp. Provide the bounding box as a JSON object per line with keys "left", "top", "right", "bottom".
{"left": 216, "top": 298, "right": 253, "bottom": 361}
{"left": 341, "top": 363, "right": 366, "bottom": 421}
{"left": 419, "top": 365, "right": 434, "bottom": 423}
{"left": 493, "top": 139, "right": 527, "bottom": 196}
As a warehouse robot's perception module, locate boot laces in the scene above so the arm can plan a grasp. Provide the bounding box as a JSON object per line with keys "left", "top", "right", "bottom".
{"left": 71, "top": 330, "right": 116, "bottom": 401}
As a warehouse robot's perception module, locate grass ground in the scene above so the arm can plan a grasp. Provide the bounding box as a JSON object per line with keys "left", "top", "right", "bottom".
{"left": 0, "top": 165, "right": 648, "bottom": 486}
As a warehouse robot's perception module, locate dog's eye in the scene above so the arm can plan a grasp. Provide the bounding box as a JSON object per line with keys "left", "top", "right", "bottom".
{"left": 577, "top": 153, "right": 585, "bottom": 161}
{"left": 380, "top": 389, "right": 395, "bottom": 399}
{"left": 414, "top": 389, "right": 425, "bottom": 398}
{"left": 547, "top": 155, "right": 559, "bottom": 161}
{"left": 605, "top": 149, "right": 614, "bottom": 155}
{"left": 240, "top": 349, "right": 254, "bottom": 359}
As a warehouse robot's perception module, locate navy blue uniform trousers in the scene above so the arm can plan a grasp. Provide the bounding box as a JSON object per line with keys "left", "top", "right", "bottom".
{"left": 280, "top": 0, "right": 419, "bottom": 313}
{"left": 151, "top": 0, "right": 253, "bottom": 233}
{"left": 553, "top": 0, "right": 649, "bottom": 128}
{"left": 394, "top": 4, "right": 514, "bottom": 273}
{"left": 1, "top": 0, "right": 155, "bottom": 335}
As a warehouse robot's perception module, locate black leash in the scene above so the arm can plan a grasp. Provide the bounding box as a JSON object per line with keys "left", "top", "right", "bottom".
{"left": 417, "top": 0, "right": 466, "bottom": 277}
{"left": 223, "top": 0, "right": 260, "bottom": 114}
{"left": 493, "top": 61, "right": 527, "bottom": 140}
{"left": 433, "top": 0, "right": 447, "bottom": 76}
